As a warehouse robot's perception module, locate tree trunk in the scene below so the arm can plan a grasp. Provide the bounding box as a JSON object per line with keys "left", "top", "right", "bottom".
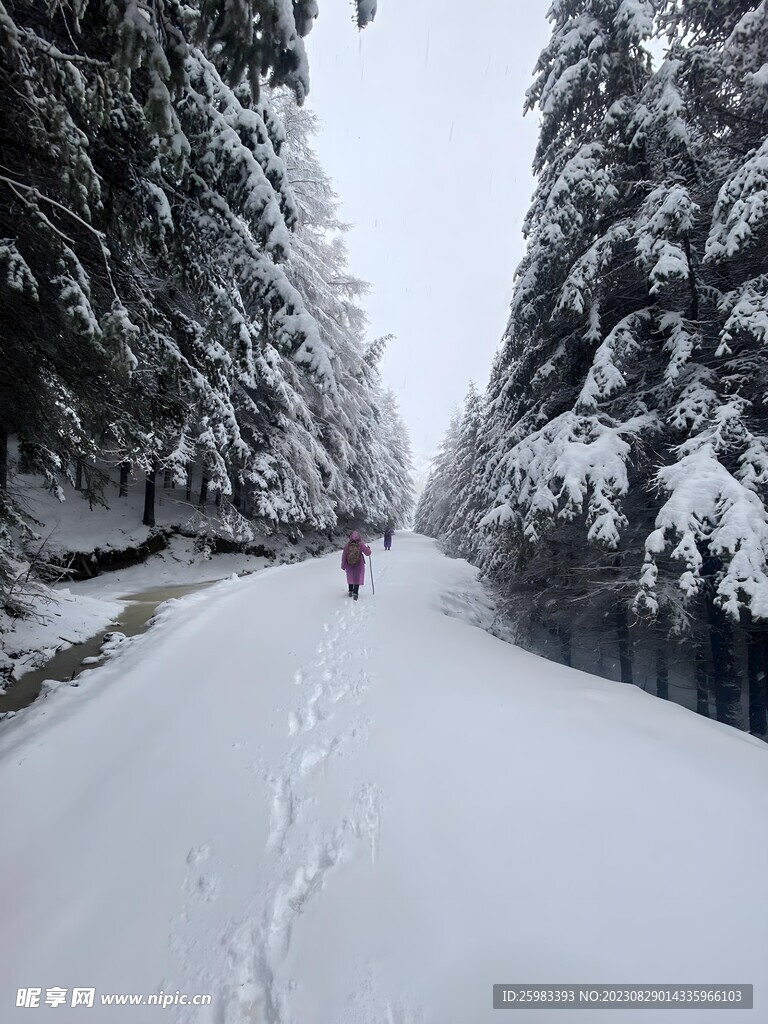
{"left": 616, "top": 604, "right": 633, "bottom": 684}
{"left": 559, "top": 627, "right": 571, "bottom": 668}
{"left": 143, "top": 465, "right": 156, "bottom": 527}
{"left": 0, "top": 423, "right": 7, "bottom": 491}
{"left": 760, "top": 634, "right": 768, "bottom": 733}
{"left": 164, "top": 467, "right": 173, "bottom": 489}
{"left": 702, "top": 551, "right": 742, "bottom": 728}
{"left": 707, "top": 597, "right": 741, "bottom": 728}
{"left": 656, "top": 645, "right": 668, "bottom": 700}
{"left": 233, "top": 475, "right": 242, "bottom": 511}
{"left": 695, "top": 646, "right": 709, "bottom": 718}
{"left": 75, "top": 460, "right": 83, "bottom": 491}
{"left": 119, "top": 461, "right": 129, "bottom": 498}
{"left": 683, "top": 236, "right": 699, "bottom": 321}
{"left": 747, "top": 630, "right": 767, "bottom": 736}
{"left": 198, "top": 474, "right": 208, "bottom": 508}
{"left": 185, "top": 464, "right": 192, "bottom": 503}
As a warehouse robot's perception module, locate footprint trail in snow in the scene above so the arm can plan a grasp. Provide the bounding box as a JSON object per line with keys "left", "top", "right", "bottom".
{"left": 221, "top": 597, "right": 383, "bottom": 1023}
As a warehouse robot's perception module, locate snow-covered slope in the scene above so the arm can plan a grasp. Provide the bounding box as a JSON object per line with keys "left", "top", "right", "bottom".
{"left": 0, "top": 534, "right": 765, "bottom": 1022}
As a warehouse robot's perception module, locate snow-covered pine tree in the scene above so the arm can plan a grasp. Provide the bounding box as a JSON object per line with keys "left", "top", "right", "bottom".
{"left": 347, "top": 338, "right": 414, "bottom": 530}
{"left": 371, "top": 388, "right": 415, "bottom": 529}
{"left": 477, "top": 0, "right": 665, "bottom": 674}
{"left": 269, "top": 91, "right": 373, "bottom": 530}
{"left": 239, "top": 91, "right": 412, "bottom": 536}
{"left": 414, "top": 411, "right": 463, "bottom": 540}
{"left": 441, "top": 383, "right": 486, "bottom": 560}
{"left": 633, "top": 0, "right": 768, "bottom": 728}
{"left": 0, "top": 1, "right": 385, "bottom": 605}
{"left": 457, "top": 0, "right": 768, "bottom": 730}
{"left": 0, "top": 2, "right": 321, "bottom": 511}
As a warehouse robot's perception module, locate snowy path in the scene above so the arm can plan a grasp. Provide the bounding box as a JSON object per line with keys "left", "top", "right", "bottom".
{"left": 1, "top": 534, "right": 767, "bottom": 1022}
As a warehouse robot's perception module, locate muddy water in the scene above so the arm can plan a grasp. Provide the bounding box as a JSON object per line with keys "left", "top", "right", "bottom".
{"left": 0, "top": 580, "right": 218, "bottom": 714}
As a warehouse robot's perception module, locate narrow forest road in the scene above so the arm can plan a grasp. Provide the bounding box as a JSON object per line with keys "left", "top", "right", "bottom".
{"left": 1, "top": 534, "right": 767, "bottom": 1023}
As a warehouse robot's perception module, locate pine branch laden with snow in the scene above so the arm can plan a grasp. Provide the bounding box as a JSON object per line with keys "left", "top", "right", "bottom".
{"left": 706, "top": 137, "right": 768, "bottom": 262}
{"left": 639, "top": 437, "right": 768, "bottom": 621}
{"left": 195, "top": 0, "right": 378, "bottom": 97}
{"left": 485, "top": 412, "right": 655, "bottom": 550}
{"left": 196, "top": 0, "right": 313, "bottom": 101}
{"left": 635, "top": 184, "right": 698, "bottom": 295}
{"left": 355, "top": 1, "right": 379, "bottom": 29}
{"left": 0, "top": 241, "right": 38, "bottom": 300}
{"left": 719, "top": 276, "right": 768, "bottom": 354}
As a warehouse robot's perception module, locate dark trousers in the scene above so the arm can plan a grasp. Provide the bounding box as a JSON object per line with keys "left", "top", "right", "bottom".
{"left": 348, "top": 583, "right": 360, "bottom": 595}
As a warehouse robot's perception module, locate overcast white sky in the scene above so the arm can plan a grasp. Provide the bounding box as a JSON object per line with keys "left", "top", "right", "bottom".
{"left": 305, "top": 1, "right": 551, "bottom": 467}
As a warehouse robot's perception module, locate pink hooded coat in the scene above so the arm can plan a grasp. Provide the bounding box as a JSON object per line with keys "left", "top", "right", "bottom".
{"left": 341, "top": 531, "right": 371, "bottom": 586}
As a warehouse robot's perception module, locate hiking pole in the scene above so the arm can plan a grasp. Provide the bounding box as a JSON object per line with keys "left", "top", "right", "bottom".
{"left": 369, "top": 553, "right": 375, "bottom": 596}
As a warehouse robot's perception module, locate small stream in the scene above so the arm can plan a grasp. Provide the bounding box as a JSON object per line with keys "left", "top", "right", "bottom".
{"left": 0, "top": 580, "right": 218, "bottom": 715}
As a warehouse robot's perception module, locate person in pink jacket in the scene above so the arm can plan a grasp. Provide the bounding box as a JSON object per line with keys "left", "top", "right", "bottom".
{"left": 341, "top": 530, "right": 371, "bottom": 600}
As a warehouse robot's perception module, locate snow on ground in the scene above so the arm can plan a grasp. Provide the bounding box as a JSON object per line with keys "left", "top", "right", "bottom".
{"left": 0, "top": 586, "right": 125, "bottom": 684}
{"left": 0, "top": 533, "right": 766, "bottom": 1022}
{"left": 13, "top": 466, "right": 205, "bottom": 558}
{"left": 0, "top": 534, "right": 275, "bottom": 684}
{"left": 71, "top": 534, "right": 271, "bottom": 598}
{"left": 2, "top": 472, "right": 337, "bottom": 684}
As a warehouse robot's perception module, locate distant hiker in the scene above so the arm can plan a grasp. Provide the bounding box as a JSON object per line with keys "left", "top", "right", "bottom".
{"left": 384, "top": 526, "right": 393, "bottom": 551}
{"left": 341, "top": 530, "right": 371, "bottom": 600}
